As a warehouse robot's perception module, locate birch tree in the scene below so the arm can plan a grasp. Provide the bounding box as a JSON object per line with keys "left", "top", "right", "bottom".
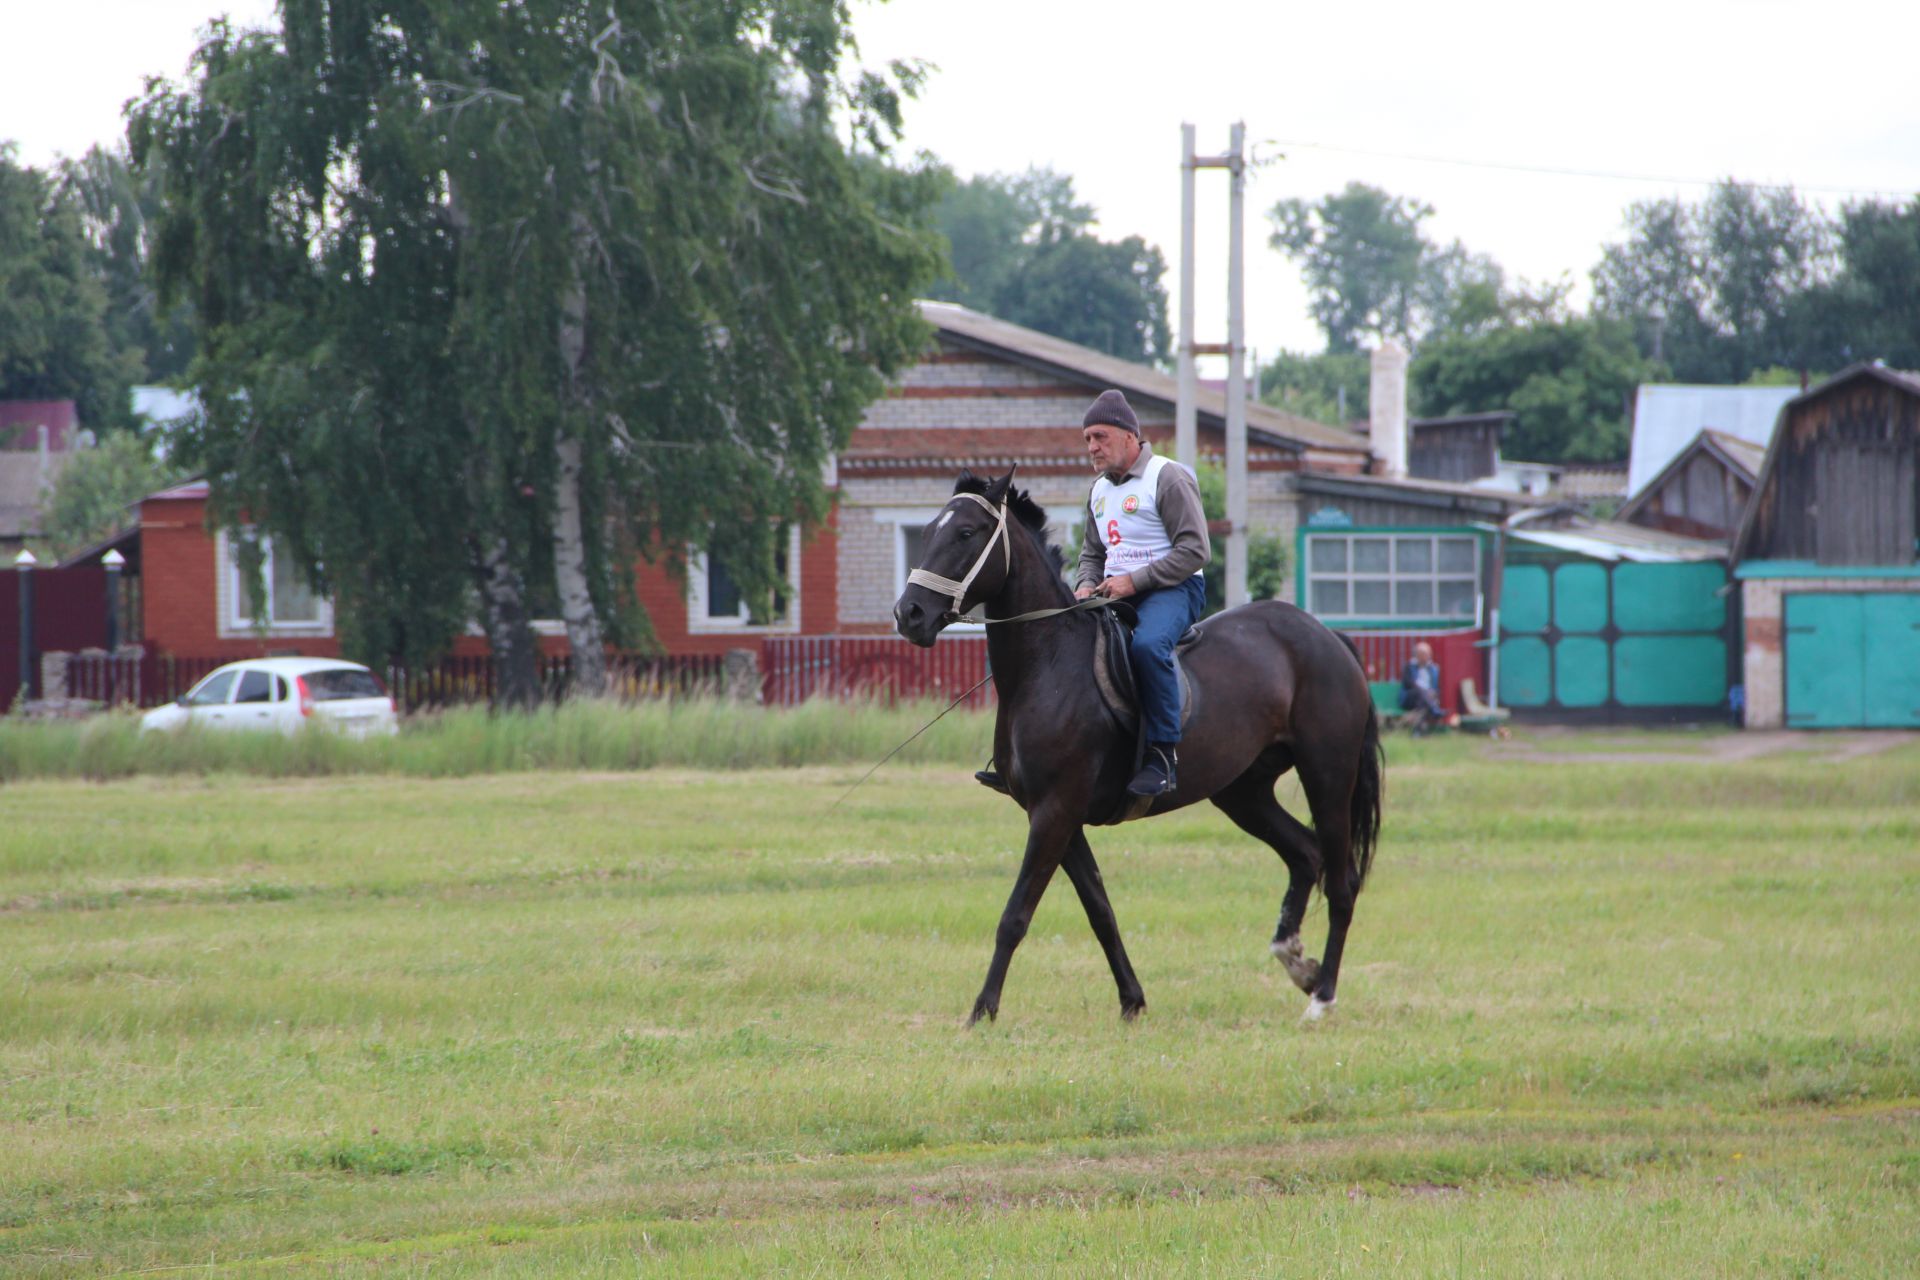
{"left": 133, "top": 1, "right": 941, "bottom": 704}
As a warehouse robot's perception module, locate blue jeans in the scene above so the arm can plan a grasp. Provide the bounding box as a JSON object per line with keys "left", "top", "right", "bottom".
{"left": 1129, "top": 576, "right": 1205, "bottom": 744}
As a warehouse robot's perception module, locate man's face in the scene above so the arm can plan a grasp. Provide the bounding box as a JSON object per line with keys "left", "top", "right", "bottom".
{"left": 1414, "top": 644, "right": 1434, "bottom": 664}
{"left": 1084, "top": 424, "right": 1139, "bottom": 475}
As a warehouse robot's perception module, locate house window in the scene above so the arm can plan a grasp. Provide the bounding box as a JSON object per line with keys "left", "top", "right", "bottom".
{"left": 1305, "top": 531, "right": 1479, "bottom": 623}
{"left": 687, "top": 526, "right": 801, "bottom": 633}
{"left": 222, "top": 531, "right": 333, "bottom": 635}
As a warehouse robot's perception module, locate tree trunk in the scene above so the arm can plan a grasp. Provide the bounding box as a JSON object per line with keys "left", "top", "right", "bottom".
{"left": 552, "top": 213, "right": 610, "bottom": 699}
{"left": 476, "top": 536, "right": 541, "bottom": 711}
{"left": 551, "top": 433, "right": 608, "bottom": 697}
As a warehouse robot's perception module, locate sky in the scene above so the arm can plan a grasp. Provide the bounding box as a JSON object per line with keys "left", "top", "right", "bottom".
{"left": 6, "top": 0, "right": 1919, "bottom": 366}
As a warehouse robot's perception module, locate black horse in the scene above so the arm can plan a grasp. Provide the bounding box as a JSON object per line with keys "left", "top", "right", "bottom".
{"left": 893, "top": 469, "right": 1383, "bottom": 1024}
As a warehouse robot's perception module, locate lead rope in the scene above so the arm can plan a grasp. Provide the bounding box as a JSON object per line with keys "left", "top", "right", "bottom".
{"left": 828, "top": 669, "right": 996, "bottom": 811}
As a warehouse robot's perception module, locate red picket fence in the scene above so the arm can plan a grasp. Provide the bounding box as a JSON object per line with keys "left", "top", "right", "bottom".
{"left": 63, "top": 650, "right": 728, "bottom": 712}
{"left": 762, "top": 635, "right": 996, "bottom": 708}
{"left": 1338, "top": 626, "right": 1488, "bottom": 713}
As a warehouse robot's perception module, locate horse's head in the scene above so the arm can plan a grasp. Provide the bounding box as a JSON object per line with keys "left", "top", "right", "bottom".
{"left": 893, "top": 468, "right": 1018, "bottom": 647}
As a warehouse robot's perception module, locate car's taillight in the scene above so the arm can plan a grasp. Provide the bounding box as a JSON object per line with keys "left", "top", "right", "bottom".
{"left": 295, "top": 676, "right": 314, "bottom": 717}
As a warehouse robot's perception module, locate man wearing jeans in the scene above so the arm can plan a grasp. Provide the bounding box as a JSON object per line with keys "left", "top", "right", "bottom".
{"left": 1074, "top": 389, "right": 1211, "bottom": 796}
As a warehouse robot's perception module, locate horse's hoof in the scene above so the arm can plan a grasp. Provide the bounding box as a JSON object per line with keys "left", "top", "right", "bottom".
{"left": 967, "top": 1002, "right": 997, "bottom": 1028}
{"left": 1120, "top": 1000, "right": 1146, "bottom": 1022}
{"left": 1301, "top": 996, "right": 1335, "bottom": 1023}
{"left": 1271, "top": 937, "right": 1320, "bottom": 994}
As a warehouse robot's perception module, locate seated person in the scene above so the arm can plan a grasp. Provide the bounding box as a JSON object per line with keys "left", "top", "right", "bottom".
{"left": 1399, "top": 641, "right": 1457, "bottom": 732}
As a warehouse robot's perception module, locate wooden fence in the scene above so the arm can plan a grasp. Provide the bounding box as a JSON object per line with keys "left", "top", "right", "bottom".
{"left": 63, "top": 651, "right": 729, "bottom": 713}
{"left": 761, "top": 635, "right": 996, "bottom": 708}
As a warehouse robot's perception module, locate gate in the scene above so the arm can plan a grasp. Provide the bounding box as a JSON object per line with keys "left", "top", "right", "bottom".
{"left": 1, "top": 566, "right": 110, "bottom": 711}
{"left": 1497, "top": 558, "right": 1732, "bottom": 721}
{"left": 1784, "top": 593, "right": 1920, "bottom": 728}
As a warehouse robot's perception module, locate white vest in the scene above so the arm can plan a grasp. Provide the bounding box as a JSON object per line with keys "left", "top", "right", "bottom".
{"left": 1089, "top": 453, "right": 1201, "bottom": 581}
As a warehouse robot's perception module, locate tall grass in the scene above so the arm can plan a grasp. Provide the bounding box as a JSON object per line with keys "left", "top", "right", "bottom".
{"left": 0, "top": 698, "right": 1000, "bottom": 781}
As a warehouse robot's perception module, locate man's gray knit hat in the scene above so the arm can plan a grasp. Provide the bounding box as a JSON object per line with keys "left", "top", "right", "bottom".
{"left": 1082, "top": 389, "right": 1140, "bottom": 435}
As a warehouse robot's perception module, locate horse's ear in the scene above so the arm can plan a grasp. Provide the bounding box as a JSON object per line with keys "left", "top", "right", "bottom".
{"left": 953, "top": 468, "right": 980, "bottom": 494}
{"left": 984, "top": 465, "right": 1017, "bottom": 502}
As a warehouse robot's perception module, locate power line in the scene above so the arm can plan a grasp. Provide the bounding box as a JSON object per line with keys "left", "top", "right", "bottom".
{"left": 1262, "top": 139, "right": 1918, "bottom": 200}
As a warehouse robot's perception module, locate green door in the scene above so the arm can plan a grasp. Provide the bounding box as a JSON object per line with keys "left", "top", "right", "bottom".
{"left": 1862, "top": 594, "right": 1920, "bottom": 728}
{"left": 1784, "top": 595, "right": 1864, "bottom": 727}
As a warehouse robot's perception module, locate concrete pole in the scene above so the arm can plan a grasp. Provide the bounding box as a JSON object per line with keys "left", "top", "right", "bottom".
{"left": 1224, "top": 121, "right": 1249, "bottom": 608}
{"left": 1175, "top": 123, "right": 1198, "bottom": 470}
{"left": 15, "top": 549, "right": 35, "bottom": 704}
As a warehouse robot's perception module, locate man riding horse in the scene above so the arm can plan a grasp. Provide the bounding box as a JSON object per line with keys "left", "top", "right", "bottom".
{"left": 978, "top": 389, "right": 1210, "bottom": 798}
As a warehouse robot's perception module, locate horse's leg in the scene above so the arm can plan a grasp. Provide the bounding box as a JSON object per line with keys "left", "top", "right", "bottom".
{"left": 1211, "top": 765, "right": 1323, "bottom": 996}
{"left": 1060, "top": 830, "right": 1146, "bottom": 1020}
{"left": 1296, "top": 758, "right": 1358, "bottom": 1021}
{"left": 969, "top": 804, "right": 1073, "bottom": 1026}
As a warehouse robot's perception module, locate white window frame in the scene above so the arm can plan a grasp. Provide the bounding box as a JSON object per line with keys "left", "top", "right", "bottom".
{"left": 1304, "top": 530, "right": 1481, "bottom": 624}
{"left": 219, "top": 530, "right": 334, "bottom": 637}
{"left": 687, "top": 525, "right": 802, "bottom": 635}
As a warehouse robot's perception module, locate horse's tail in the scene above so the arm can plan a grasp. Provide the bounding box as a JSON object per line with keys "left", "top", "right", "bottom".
{"left": 1333, "top": 631, "right": 1384, "bottom": 892}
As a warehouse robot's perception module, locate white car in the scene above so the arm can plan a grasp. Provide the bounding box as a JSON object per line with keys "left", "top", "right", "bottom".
{"left": 140, "top": 658, "right": 400, "bottom": 738}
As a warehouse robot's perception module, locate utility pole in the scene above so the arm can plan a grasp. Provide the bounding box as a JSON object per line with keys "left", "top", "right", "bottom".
{"left": 1176, "top": 122, "right": 1250, "bottom": 607}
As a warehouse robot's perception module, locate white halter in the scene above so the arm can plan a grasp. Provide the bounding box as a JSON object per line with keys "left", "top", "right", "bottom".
{"left": 905, "top": 492, "right": 1010, "bottom": 613}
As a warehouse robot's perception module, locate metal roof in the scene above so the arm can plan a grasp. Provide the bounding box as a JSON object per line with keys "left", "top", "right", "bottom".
{"left": 1628, "top": 383, "right": 1795, "bottom": 496}
{"left": 918, "top": 301, "right": 1366, "bottom": 455}
{"left": 1498, "top": 511, "right": 1727, "bottom": 562}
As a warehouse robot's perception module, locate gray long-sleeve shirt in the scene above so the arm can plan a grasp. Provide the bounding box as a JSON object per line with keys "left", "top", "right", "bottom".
{"left": 1075, "top": 440, "right": 1213, "bottom": 593}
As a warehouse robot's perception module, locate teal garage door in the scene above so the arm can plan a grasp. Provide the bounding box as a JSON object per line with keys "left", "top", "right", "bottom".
{"left": 1785, "top": 593, "right": 1920, "bottom": 728}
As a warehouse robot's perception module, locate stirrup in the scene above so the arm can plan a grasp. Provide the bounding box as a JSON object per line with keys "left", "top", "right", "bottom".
{"left": 1126, "top": 745, "right": 1177, "bottom": 797}
{"left": 974, "top": 763, "right": 1010, "bottom": 795}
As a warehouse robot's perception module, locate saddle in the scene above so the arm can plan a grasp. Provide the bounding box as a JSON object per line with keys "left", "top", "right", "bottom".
{"left": 1090, "top": 602, "right": 1201, "bottom": 825}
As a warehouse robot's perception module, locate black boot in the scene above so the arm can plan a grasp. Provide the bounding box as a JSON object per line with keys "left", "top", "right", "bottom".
{"left": 1126, "top": 742, "right": 1178, "bottom": 797}
{"left": 974, "top": 760, "right": 1010, "bottom": 795}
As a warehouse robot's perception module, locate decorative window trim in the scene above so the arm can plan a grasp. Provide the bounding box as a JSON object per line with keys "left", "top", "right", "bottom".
{"left": 1301, "top": 529, "right": 1482, "bottom": 626}
{"left": 687, "top": 525, "right": 803, "bottom": 635}
{"left": 218, "top": 529, "right": 334, "bottom": 638}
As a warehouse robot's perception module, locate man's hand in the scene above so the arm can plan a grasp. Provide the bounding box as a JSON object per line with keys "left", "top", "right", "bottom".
{"left": 1099, "top": 575, "right": 1137, "bottom": 600}
{"left": 1074, "top": 584, "right": 1097, "bottom": 600}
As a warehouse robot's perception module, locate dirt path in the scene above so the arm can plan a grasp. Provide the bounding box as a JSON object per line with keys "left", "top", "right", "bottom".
{"left": 1479, "top": 727, "right": 1919, "bottom": 766}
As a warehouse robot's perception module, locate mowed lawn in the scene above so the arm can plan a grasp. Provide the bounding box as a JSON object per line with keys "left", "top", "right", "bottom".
{"left": 4, "top": 740, "right": 1918, "bottom": 1276}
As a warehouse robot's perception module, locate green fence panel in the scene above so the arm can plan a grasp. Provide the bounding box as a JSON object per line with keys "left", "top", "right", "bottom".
{"left": 1554, "top": 636, "right": 1611, "bottom": 706}
{"left": 1784, "top": 594, "right": 1864, "bottom": 728}
{"left": 1614, "top": 562, "right": 1727, "bottom": 633}
{"left": 1553, "top": 563, "right": 1610, "bottom": 634}
{"left": 1862, "top": 594, "right": 1920, "bottom": 728}
{"left": 1502, "top": 565, "right": 1550, "bottom": 633}
{"left": 1498, "top": 636, "right": 1551, "bottom": 706}
{"left": 1614, "top": 636, "right": 1727, "bottom": 707}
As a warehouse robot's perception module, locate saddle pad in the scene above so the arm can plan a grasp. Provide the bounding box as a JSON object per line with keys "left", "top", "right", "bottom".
{"left": 1092, "top": 607, "right": 1196, "bottom": 735}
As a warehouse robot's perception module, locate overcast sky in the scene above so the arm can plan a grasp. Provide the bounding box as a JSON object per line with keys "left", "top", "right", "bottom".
{"left": 7, "top": 0, "right": 1918, "bottom": 363}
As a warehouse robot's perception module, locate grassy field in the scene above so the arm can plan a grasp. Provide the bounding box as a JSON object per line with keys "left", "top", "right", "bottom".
{"left": 4, "top": 733, "right": 1918, "bottom": 1276}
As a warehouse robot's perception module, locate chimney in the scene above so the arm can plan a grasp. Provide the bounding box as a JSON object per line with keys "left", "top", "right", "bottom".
{"left": 1369, "top": 341, "right": 1409, "bottom": 477}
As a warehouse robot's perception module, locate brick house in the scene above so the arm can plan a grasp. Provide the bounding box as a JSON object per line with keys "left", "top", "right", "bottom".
{"left": 107, "top": 301, "right": 1369, "bottom": 667}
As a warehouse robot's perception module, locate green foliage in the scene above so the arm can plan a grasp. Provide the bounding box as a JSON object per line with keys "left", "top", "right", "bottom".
{"left": 1794, "top": 197, "right": 1920, "bottom": 372}
{"left": 39, "top": 430, "right": 182, "bottom": 560}
{"left": 927, "top": 168, "right": 1170, "bottom": 363}
{"left": 1258, "top": 349, "right": 1370, "bottom": 426}
{"left": 130, "top": 3, "right": 944, "bottom": 671}
{"left": 1195, "top": 460, "right": 1289, "bottom": 610}
{"left": 57, "top": 145, "right": 196, "bottom": 383}
{"left": 1268, "top": 182, "right": 1502, "bottom": 353}
{"left": 0, "top": 146, "right": 138, "bottom": 430}
{"left": 1592, "top": 181, "right": 1833, "bottom": 382}
{"left": 1412, "top": 316, "right": 1659, "bottom": 463}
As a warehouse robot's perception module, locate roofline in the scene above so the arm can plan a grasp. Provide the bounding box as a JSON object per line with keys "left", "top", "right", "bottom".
{"left": 54, "top": 524, "right": 140, "bottom": 570}
{"left": 1616, "top": 427, "right": 1761, "bottom": 525}
{"left": 1294, "top": 470, "right": 1544, "bottom": 517}
{"left": 1731, "top": 361, "right": 1918, "bottom": 562}
{"left": 919, "top": 302, "right": 1367, "bottom": 456}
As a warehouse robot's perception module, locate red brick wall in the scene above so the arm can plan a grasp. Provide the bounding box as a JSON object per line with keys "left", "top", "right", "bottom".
{"left": 137, "top": 493, "right": 845, "bottom": 663}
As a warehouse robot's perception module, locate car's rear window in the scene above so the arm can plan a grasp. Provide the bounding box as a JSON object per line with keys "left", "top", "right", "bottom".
{"left": 305, "top": 668, "right": 385, "bottom": 701}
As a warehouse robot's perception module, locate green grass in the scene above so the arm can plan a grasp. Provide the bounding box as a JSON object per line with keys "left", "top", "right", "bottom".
{"left": 0, "top": 699, "right": 1005, "bottom": 781}
{"left": 3, "top": 745, "right": 1918, "bottom": 1275}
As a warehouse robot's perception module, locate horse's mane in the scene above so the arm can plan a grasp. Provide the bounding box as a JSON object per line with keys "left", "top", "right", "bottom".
{"left": 953, "top": 470, "right": 1052, "bottom": 537}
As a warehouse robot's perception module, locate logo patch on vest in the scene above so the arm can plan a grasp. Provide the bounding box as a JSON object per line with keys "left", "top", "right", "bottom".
{"left": 1092, "top": 497, "right": 1105, "bottom": 517}
{"left": 1122, "top": 495, "right": 1140, "bottom": 514}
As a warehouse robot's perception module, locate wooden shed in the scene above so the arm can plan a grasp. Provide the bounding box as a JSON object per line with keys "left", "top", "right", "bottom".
{"left": 1731, "top": 364, "right": 1920, "bottom": 728}
{"left": 1616, "top": 428, "right": 1765, "bottom": 541}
